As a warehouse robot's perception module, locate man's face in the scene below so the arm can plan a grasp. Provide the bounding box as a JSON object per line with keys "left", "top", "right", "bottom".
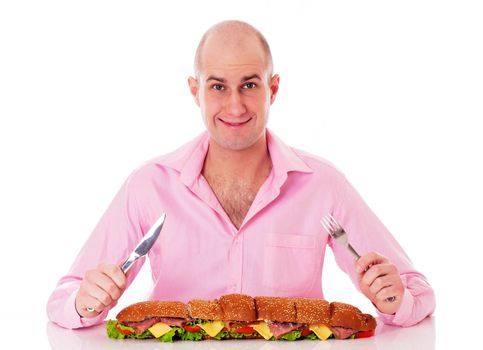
{"left": 189, "top": 35, "right": 279, "bottom": 151}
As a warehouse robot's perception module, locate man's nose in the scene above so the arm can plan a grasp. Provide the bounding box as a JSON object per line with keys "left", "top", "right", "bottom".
{"left": 224, "top": 90, "right": 247, "bottom": 117}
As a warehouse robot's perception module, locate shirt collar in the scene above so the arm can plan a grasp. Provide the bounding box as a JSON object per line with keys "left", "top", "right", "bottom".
{"left": 266, "top": 129, "right": 313, "bottom": 183}
{"left": 154, "top": 129, "right": 313, "bottom": 188}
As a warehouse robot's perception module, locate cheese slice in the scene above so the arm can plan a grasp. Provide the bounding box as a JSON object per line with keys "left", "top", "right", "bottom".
{"left": 251, "top": 322, "right": 273, "bottom": 340}
{"left": 199, "top": 321, "right": 225, "bottom": 337}
{"left": 148, "top": 322, "right": 172, "bottom": 338}
{"left": 309, "top": 325, "right": 332, "bottom": 340}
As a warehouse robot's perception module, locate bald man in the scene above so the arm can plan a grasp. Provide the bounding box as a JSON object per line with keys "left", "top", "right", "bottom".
{"left": 47, "top": 20, "right": 435, "bottom": 329}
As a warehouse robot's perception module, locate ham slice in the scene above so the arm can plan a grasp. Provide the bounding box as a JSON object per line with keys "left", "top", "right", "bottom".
{"left": 125, "top": 317, "right": 185, "bottom": 334}
{"left": 224, "top": 320, "right": 252, "bottom": 330}
{"left": 158, "top": 317, "right": 185, "bottom": 327}
{"left": 330, "top": 326, "right": 356, "bottom": 339}
{"left": 267, "top": 321, "right": 302, "bottom": 338}
{"left": 127, "top": 318, "right": 159, "bottom": 334}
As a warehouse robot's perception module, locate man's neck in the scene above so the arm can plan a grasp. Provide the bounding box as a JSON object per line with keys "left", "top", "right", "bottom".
{"left": 202, "top": 134, "right": 271, "bottom": 182}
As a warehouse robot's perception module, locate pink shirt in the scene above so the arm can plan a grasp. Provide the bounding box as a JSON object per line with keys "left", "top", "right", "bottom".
{"left": 47, "top": 130, "right": 435, "bottom": 329}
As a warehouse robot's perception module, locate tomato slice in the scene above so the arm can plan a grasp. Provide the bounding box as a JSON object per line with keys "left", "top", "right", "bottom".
{"left": 355, "top": 330, "right": 375, "bottom": 338}
{"left": 116, "top": 324, "right": 134, "bottom": 335}
{"left": 300, "top": 328, "right": 312, "bottom": 337}
{"left": 232, "top": 326, "right": 255, "bottom": 333}
{"left": 184, "top": 325, "right": 202, "bottom": 333}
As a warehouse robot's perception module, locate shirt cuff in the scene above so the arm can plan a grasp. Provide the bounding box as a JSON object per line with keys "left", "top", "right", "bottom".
{"left": 376, "top": 288, "right": 414, "bottom": 327}
{"left": 66, "top": 290, "right": 108, "bottom": 328}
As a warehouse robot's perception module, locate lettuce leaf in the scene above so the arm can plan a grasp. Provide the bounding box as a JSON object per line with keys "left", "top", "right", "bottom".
{"left": 105, "top": 320, "right": 152, "bottom": 340}
{"left": 213, "top": 331, "right": 229, "bottom": 340}
{"left": 180, "top": 330, "right": 204, "bottom": 341}
{"left": 303, "top": 332, "right": 319, "bottom": 340}
{"left": 107, "top": 320, "right": 125, "bottom": 339}
{"left": 186, "top": 319, "right": 211, "bottom": 325}
{"left": 280, "top": 330, "right": 301, "bottom": 341}
{"left": 229, "top": 332, "right": 259, "bottom": 339}
{"left": 157, "top": 327, "right": 184, "bottom": 342}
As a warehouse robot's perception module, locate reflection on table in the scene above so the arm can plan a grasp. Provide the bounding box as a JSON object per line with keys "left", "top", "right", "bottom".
{"left": 46, "top": 317, "right": 435, "bottom": 350}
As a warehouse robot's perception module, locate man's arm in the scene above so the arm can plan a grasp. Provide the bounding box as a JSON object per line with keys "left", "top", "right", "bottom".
{"left": 46, "top": 174, "right": 145, "bottom": 329}
{"left": 330, "top": 174, "right": 435, "bottom": 327}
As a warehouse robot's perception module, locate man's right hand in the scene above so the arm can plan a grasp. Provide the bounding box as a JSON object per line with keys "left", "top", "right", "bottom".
{"left": 75, "top": 263, "right": 127, "bottom": 318}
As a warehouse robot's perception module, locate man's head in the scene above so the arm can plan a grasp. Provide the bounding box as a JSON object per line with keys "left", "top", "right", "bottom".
{"left": 193, "top": 21, "right": 273, "bottom": 79}
{"left": 188, "top": 20, "right": 280, "bottom": 151}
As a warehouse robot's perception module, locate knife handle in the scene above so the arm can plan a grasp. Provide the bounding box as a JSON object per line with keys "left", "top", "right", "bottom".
{"left": 120, "top": 252, "right": 139, "bottom": 274}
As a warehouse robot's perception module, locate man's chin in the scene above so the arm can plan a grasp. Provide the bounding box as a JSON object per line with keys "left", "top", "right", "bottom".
{"left": 210, "top": 134, "right": 261, "bottom": 152}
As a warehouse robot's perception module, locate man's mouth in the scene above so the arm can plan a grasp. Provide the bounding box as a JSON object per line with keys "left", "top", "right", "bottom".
{"left": 219, "top": 117, "right": 253, "bottom": 128}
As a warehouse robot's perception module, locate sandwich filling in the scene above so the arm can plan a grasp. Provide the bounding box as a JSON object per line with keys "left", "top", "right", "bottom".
{"left": 108, "top": 319, "right": 362, "bottom": 341}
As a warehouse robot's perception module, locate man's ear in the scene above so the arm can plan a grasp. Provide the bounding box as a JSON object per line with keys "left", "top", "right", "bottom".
{"left": 269, "top": 74, "right": 280, "bottom": 105}
{"left": 188, "top": 76, "right": 200, "bottom": 106}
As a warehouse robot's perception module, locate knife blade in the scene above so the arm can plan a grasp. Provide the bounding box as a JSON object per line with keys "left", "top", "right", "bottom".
{"left": 120, "top": 212, "right": 166, "bottom": 273}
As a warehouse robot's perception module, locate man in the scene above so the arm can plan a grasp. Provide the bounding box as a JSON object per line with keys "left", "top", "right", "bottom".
{"left": 47, "top": 20, "right": 435, "bottom": 329}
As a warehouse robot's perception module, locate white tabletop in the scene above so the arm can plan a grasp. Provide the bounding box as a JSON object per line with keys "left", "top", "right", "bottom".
{"left": 46, "top": 317, "right": 435, "bottom": 350}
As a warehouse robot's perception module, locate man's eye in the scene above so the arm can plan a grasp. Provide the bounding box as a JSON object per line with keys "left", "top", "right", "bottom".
{"left": 212, "top": 84, "right": 225, "bottom": 91}
{"left": 243, "top": 82, "right": 256, "bottom": 89}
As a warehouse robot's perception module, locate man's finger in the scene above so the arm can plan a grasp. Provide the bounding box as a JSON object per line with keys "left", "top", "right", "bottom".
{"left": 99, "top": 263, "right": 127, "bottom": 290}
{"left": 356, "top": 252, "right": 388, "bottom": 274}
{"left": 76, "top": 293, "right": 102, "bottom": 317}
{"left": 368, "top": 274, "right": 393, "bottom": 295}
{"left": 91, "top": 271, "right": 123, "bottom": 301}
{"left": 89, "top": 283, "right": 114, "bottom": 307}
{"left": 85, "top": 268, "right": 122, "bottom": 302}
{"left": 84, "top": 295, "right": 103, "bottom": 313}
{"left": 374, "top": 285, "right": 398, "bottom": 303}
{"left": 361, "top": 263, "right": 394, "bottom": 286}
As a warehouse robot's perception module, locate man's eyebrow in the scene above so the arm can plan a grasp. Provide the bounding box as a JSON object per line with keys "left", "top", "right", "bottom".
{"left": 206, "top": 76, "right": 226, "bottom": 83}
{"left": 241, "top": 74, "right": 261, "bottom": 82}
{"left": 205, "top": 74, "right": 262, "bottom": 83}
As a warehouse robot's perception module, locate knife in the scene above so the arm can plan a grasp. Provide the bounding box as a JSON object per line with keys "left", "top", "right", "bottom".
{"left": 86, "top": 213, "right": 166, "bottom": 312}
{"left": 120, "top": 212, "right": 166, "bottom": 273}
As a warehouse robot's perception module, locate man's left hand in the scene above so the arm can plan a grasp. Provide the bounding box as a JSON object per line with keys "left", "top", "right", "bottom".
{"left": 356, "top": 252, "right": 404, "bottom": 315}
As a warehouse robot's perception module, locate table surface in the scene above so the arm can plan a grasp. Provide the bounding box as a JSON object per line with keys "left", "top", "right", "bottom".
{"left": 46, "top": 317, "right": 435, "bottom": 350}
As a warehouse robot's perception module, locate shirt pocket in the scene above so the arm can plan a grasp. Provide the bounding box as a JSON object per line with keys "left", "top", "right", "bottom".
{"left": 262, "top": 233, "right": 320, "bottom": 295}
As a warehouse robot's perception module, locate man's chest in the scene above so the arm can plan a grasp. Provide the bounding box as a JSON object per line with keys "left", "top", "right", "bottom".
{"left": 206, "top": 177, "right": 260, "bottom": 229}
{"left": 151, "top": 185, "right": 327, "bottom": 299}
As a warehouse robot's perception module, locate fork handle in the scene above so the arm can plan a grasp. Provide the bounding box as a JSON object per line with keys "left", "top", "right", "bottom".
{"left": 347, "top": 243, "right": 361, "bottom": 260}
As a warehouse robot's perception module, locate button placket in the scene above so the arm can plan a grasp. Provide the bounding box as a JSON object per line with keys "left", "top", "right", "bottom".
{"left": 229, "top": 234, "right": 243, "bottom": 292}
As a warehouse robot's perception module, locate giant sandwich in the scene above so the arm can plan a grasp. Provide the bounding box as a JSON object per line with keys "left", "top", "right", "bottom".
{"left": 107, "top": 294, "right": 377, "bottom": 342}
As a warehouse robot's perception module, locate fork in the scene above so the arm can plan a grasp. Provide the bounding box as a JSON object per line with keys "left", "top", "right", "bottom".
{"left": 321, "top": 214, "right": 361, "bottom": 260}
{"left": 321, "top": 213, "right": 396, "bottom": 303}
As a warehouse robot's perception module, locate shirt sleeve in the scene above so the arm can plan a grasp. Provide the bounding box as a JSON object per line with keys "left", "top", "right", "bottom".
{"left": 46, "top": 173, "right": 147, "bottom": 329}
{"left": 330, "top": 174, "right": 435, "bottom": 327}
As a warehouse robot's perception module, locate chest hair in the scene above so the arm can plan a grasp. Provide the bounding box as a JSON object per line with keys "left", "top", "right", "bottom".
{"left": 205, "top": 175, "right": 263, "bottom": 229}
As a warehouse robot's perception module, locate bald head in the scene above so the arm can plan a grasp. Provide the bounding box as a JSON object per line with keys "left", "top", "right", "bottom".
{"left": 194, "top": 20, "right": 273, "bottom": 79}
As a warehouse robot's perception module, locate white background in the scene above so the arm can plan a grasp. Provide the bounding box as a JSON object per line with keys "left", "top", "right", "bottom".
{"left": 1, "top": 0, "right": 482, "bottom": 348}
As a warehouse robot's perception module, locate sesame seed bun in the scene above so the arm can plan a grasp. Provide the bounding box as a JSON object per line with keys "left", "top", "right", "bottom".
{"left": 116, "top": 300, "right": 189, "bottom": 322}
{"left": 294, "top": 297, "right": 330, "bottom": 325}
{"left": 254, "top": 296, "right": 297, "bottom": 322}
{"left": 188, "top": 299, "right": 224, "bottom": 320}
{"left": 219, "top": 294, "right": 257, "bottom": 321}
{"left": 330, "top": 302, "right": 377, "bottom": 331}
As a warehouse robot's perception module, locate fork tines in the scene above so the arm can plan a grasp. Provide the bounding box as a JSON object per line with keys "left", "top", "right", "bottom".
{"left": 321, "top": 214, "right": 341, "bottom": 237}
